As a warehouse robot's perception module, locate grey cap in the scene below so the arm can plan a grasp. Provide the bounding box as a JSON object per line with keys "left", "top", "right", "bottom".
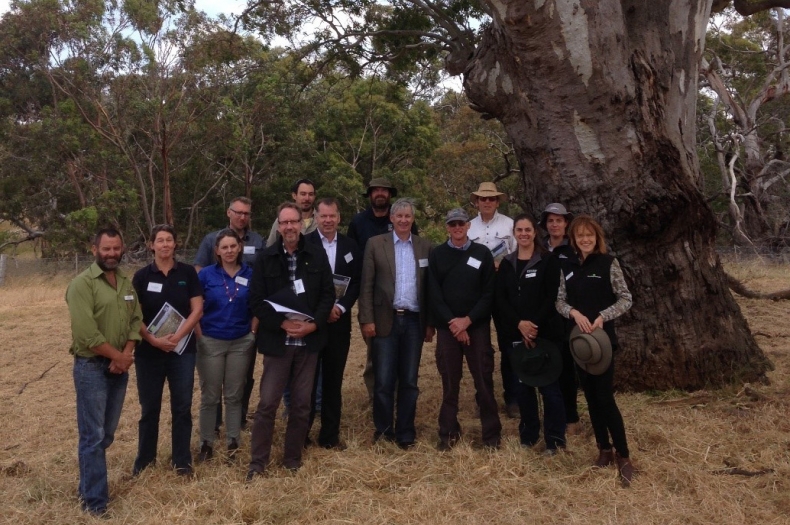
{"left": 539, "top": 203, "right": 573, "bottom": 227}
{"left": 445, "top": 208, "right": 469, "bottom": 224}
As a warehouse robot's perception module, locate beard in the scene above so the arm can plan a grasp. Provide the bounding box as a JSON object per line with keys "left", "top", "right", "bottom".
{"left": 371, "top": 196, "right": 389, "bottom": 211}
{"left": 96, "top": 254, "right": 120, "bottom": 271}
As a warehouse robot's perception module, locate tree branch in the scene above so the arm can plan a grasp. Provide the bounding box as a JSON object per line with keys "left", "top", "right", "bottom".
{"left": 732, "top": 0, "right": 790, "bottom": 16}
{"left": 727, "top": 273, "right": 790, "bottom": 300}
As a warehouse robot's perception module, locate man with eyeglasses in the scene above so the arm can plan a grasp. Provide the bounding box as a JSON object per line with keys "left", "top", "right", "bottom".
{"left": 428, "top": 208, "right": 501, "bottom": 451}
{"left": 265, "top": 179, "right": 318, "bottom": 247}
{"left": 247, "top": 202, "right": 335, "bottom": 477}
{"left": 467, "top": 182, "right": 520, "bottom": 420}
{"left": 193, "top": 196, "right": 264, "bottom": 433}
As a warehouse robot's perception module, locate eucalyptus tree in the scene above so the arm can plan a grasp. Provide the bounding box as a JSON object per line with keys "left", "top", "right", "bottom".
{"left": 700, "top": 8, "right": 790, "bottom": 248}
{"left": 233, "top": 0, "right": 789, "bottom": 389}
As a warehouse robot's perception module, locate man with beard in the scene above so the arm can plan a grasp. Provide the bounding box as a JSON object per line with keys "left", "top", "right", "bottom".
{"left": 266, "top": 179, "right": 318, "bottom": 246}
{"left": 247, "top": 203, "right": 335, "bottom": 477}
{"left": 66, "top": 228, "right": 142, "bottom": 516}
{"left": 347, "top": 178, "right": 418, "bottom": 401}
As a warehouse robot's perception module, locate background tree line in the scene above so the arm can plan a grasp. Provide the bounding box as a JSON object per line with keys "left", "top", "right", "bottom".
{"left": 0, "top": 0, "right": 519, "bottom": 255}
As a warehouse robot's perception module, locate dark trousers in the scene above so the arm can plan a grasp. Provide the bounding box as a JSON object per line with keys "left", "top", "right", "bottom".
{"left": 435, "top": 324, "right": 502, "bottom": 447}
{"left": 134, "top": 349, "right": 196, "bottom": 473}
{"left": 518, "top": 381, "right": 566, "bottom": 450}
{"left": 578, "top": 357, "right": 629, "bottom": 457}
{"left": 557, "top": 341, "right": 579, "bottom": 423}
{"left": 311, "top": 317, "right": 351, "bottom": 447}
{"left": 372, "top": 312, "right": 423, "bottom": 444}
{"left": 493, "top": 316, "right": 519, "bottom": 406}
{"left": 249, "top": 346, "right": 318, "bottom": 471}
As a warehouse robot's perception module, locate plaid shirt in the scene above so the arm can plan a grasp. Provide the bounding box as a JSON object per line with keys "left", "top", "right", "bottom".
{"left": 285, "top": 248, "right": 306, "bottom": 347}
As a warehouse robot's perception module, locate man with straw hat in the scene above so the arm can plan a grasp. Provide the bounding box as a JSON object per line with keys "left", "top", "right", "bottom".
{"left": 468, "top": 181, "right": 519, "bottom": 419}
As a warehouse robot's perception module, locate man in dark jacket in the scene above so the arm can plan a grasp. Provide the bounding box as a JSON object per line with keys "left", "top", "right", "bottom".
{"left": 428, "top": 208, "right": 502, "bottom": 450}
{"left": 305, "top": 198, "right": 361, "bottom": 449}
{"left": 247, "top": 203, "right": 335, "bottom": 478}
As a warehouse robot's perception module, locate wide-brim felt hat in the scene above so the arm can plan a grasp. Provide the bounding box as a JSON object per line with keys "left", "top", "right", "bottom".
{"left": 470, "top": 182, "right": 507, "bottom": 202}
{"left": 363, "top": 177, "right": 398, "bottom": 197}
{"left": 569, "top": 326, "right": 612, "bottom": 375}
{"left": 509, "top": 338, "right": 563, "bottom": 387}
{"left": 539, "top": 203, "right": 574, "bottom": 227}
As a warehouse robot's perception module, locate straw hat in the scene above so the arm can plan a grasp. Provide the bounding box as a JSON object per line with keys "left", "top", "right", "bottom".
{"left": 470, "top": 182, "right": 507, "bottom": 202}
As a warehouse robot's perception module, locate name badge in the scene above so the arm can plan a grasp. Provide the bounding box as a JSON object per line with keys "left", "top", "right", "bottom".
{"left": 565, "top": 271, "right": 574, "bottom": 280}
{"left": 147, "top": 282, "right": 163, "bottom": 293}
{"left": 235, "top": 276, "right": 249, "bottom": 287}
{"left": 467, "top": 257, "right": 482, "bottom": 269}
{"left": 124, "top": 295, "right": 135, "bottom": 301}
{"left": 293, "top": 279, "right": 305, "bottom": 294}
{"left": 525, "top": 269, "right": 537, "bottom": 279}
{"left": 243, "top": 245, "right": 256, "bottom": 255}
{"left": 344, "top": 252, "right": 353, "bottom": 263}
{"left": 418, "top": 258, "right": 429, "bottom": 268}
{"left": 559, "top": 254, "right": 568, "bottom": 259}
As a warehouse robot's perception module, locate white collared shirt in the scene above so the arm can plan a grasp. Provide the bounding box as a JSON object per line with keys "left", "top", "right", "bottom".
{"left": 468, "top": 211, "right": 515, "bottom": 258}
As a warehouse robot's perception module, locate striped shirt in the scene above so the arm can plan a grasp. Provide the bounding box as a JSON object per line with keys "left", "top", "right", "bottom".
{"left": 393, "top": 232, "right": 419, "bottom": 311}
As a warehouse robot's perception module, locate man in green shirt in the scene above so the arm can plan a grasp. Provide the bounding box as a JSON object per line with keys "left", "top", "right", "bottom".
{"left": 66, "top": 227, "right": 142, "bottom": 516}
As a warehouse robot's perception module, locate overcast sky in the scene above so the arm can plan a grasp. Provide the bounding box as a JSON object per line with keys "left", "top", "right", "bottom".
{"left": 0, "top": 0, "right": 244, "bottom": 17}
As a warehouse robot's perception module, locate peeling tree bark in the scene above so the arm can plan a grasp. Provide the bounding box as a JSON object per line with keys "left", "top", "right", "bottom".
{"left": 464, "top": 0, "right": 772, "bottom": 390}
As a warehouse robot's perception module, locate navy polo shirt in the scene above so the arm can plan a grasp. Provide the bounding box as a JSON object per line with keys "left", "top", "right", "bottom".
{"left": 132, "top": 261, "right": 203, "bottom": 354}
{"left": 198, "top": 263, "right": 254, "bottom": 340}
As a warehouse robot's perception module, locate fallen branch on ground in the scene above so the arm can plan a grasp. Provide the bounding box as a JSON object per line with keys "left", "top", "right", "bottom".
{"left": 726, "top": 273, "right": 790, "bottom": 300}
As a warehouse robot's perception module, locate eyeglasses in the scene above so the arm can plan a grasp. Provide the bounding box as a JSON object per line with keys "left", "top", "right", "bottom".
{"left": 278, "top": 220, "right": 300, "bottom": 226}
{"left": 229, "top": 209, "right": 251, "bottom": 217}
{"left": 477, "top": 196, "right": 498, "bottom": 202}
{"left": 447, "top": 221, "right": 467, "bottom": 228}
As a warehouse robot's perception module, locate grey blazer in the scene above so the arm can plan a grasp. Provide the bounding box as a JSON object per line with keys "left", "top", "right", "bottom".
{"left": 358, "top": 232, "right": 433, "bottom": 338}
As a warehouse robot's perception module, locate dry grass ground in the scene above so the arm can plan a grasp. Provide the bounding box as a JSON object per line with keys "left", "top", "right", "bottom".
{"left": 0, "top": 261, "right": 788, "bottom": 524}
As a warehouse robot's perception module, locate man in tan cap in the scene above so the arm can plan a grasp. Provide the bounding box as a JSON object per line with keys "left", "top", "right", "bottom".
{"left": 468, "top": 182, "right": 519, "bottom": 419}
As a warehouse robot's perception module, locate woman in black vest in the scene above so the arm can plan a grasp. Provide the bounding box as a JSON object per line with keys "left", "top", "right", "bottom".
{"left": 555, "top": 215, "right": 635, "bottom": 484}
{"left": 496, "top": 214, "right": 566, "bottom": 454}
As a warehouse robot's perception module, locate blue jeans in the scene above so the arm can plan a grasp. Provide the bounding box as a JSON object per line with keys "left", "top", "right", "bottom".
{"left": 133, "top": 349, "right": 196, "bottom": 473}
{"left": 372, "top": 312, "right": 423, "bottom": 444}
{"left": 73, "top": 357, "right": 128, "bottom": 514}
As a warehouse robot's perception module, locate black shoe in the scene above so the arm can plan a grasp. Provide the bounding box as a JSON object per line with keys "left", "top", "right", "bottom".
{"left": 176, "top": 465, "right": 194, "bottom": 477}
{"left": 303, "top": 436, "right": 314, "bottom": 449}
{"left": 320, "top": 441, "right": 347, "bottom": 451}
{"left": 397, "top": 441, "right": 415, "bottom": 450}
{"left": 245, "top": 469, "right": 264, "bottom": 482}
{"left": 436, "top": 440, "right": 452, "bottom": 452}
{"left": 197, "top": 441, "right": 213, "bottom": 463}
{"left": 226, "top": 438, "right": 239, "bottom": 464}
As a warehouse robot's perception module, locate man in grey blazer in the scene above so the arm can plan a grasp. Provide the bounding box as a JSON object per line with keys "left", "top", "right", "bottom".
{"left": 358, "top": 198, "right": 434, "bottom": 448}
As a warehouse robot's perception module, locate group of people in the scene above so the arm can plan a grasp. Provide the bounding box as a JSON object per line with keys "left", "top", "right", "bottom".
{"left": 66, "top": 178, "right": 635, "bottom": 516}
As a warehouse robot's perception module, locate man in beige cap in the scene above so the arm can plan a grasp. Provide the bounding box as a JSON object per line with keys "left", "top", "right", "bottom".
{"left": 468, "top": 182, "right": 518, "bottom": 419}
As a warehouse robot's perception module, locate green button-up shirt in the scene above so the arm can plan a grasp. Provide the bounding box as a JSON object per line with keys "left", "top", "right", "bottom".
{"left": 66, "top": 262, "right": 143, "bottom": 358}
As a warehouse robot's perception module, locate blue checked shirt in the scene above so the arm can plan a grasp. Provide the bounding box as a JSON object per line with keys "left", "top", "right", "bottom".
{"left": 393, "top": 232, "right": 420, "bottom": 312}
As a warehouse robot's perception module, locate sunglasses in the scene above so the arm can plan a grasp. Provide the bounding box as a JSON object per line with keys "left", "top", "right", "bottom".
{"left": 477, "top": 196, "right": 498, "bottom": 202}
{"left": 447, "top": 221, "right": 467, "bottom": 228}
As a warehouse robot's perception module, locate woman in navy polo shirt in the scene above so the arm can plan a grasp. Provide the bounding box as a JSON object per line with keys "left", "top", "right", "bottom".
{"left": 132, "top": 224, "right": 203, "bottom": 476}
{"left": 196, "top": 229, "right": 257, "bottom": 463}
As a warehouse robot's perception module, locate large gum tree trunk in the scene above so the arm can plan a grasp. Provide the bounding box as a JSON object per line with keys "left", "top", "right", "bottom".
{"left": 464, "top": 0, "right": 772, "bottom": 390}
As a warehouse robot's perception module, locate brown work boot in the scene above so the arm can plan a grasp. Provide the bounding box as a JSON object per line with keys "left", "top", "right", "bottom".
{"left": 594, "top": 447, "right": 614, "bottom": 468}
{"left": 616, "top": 453, "right": 635, "bottom": 485}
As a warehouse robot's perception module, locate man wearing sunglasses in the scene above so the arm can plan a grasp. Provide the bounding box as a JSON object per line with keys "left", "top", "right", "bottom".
{"left": 428, "top": 208, "right": 501, "bottom": 451}
{"left": 467, "top": 182, "right": 519, "bottom": 420}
